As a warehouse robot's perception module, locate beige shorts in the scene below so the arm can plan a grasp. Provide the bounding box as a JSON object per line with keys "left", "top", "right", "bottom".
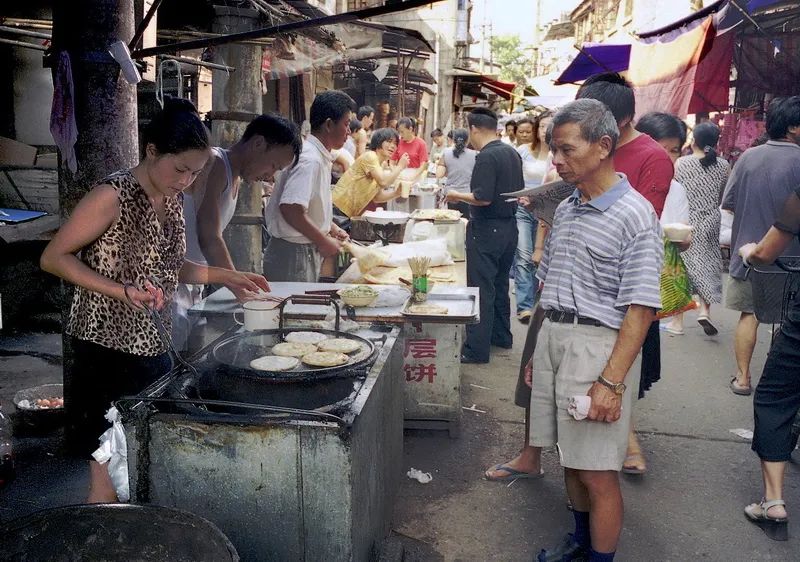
{"left": 528, "top": 318, "right": 640, "bottom": 471}
{"left": 724, "top": 276, "right": 754, "bottom": 313}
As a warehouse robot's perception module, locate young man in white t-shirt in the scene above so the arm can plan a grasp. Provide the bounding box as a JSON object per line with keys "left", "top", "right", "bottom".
{"left": 263, "top": 90, "right": 356, "bottom": 282}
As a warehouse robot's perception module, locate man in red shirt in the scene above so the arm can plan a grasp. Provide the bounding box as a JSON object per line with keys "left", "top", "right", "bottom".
{"left": 576, "top": 72, "right": 673, "bottom": 478}
{"left": 578, "top": 72, "right": 674, "bottom": 217}
{"left": 392, "top": 117, "right": 429, "bottom": 181}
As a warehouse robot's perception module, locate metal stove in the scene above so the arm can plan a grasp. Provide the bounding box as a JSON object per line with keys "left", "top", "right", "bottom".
{"left": 120, "top": 322, "right": 404, "bottom": 562}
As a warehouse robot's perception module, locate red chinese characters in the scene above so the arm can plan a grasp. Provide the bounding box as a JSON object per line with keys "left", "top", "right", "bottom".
{"left": 403, "top": 338, "right": 437, "bottom": 383}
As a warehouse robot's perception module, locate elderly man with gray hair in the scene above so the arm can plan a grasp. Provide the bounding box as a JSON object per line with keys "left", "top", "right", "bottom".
{"left": 530, "top": 99, "right": 663, "bottom": 562}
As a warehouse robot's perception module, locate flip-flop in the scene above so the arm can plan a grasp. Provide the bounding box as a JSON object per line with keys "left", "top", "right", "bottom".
{"left": 730, "top": 378, "right": 753, "bottom": 396}
{"left": 698, "top": 316, "right": 719, "bottom": 336}
{"left": 622, "top": 452, "right": 647, "bottom": 475}
{"left": 484, "top": 463, "right": 545, "bottom": 482}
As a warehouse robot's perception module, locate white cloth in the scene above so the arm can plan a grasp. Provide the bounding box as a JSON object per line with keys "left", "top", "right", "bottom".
{"left": 264, "top": 135, "right": 334, "bottom": 244}
{"left": 567, "top": 395, "right": 592, "bottom": 421}
{"left": 719, "top": 207, "right": 733, "bottom": 246}
{"left": 343, "top": 137, "right": 357, "bottom": 158}
{"left": 660, "top": 179, "right": 690, "bottom": 227}
{"left": 517, "top": 144, "right": 550, "bottom": 188}
{"left": 332, "top": 147, "right": 355, "bottom": 168}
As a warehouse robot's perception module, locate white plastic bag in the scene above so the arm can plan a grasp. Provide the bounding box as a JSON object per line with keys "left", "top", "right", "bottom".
{"left": 720, "top": 208, "right": 733, "bottom": 246}
{"left": 91, "top": 406, "right": 130, "bottom": 502}
{"left": 382, "top": 239, "right": 454, "bottom": 268}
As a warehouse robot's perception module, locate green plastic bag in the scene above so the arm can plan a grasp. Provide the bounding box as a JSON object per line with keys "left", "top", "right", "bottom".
{"left": 656, "top": 239, "right": 698, "bottom": 319}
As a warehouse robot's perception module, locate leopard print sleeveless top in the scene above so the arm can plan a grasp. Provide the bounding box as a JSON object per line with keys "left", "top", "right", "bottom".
{"left": 66, "top": 170, "right": 186, "bottom": 356}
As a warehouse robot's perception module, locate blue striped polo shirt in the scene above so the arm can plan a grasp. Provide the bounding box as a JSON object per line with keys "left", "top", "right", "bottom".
{"left": 536, "top": 174, "right": 664, "bottom": 330}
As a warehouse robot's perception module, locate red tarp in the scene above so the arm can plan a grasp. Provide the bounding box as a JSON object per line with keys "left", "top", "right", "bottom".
{"left": 628, "top": 16, "right": 731, "bottom": 118}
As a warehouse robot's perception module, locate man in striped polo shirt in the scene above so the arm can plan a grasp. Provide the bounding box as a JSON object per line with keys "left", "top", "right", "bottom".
{"left": 532, "top": 99, "right": 663, "bottom": 562}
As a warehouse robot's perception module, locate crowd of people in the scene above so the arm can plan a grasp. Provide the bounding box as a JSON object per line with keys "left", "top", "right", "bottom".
{"left": 35, "top": 72, "right": 800, "bottom": 559}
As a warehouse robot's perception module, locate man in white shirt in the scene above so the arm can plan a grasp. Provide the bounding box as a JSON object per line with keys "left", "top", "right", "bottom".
{"left": 263, "top": 90, "right": 356, "bottom": 282}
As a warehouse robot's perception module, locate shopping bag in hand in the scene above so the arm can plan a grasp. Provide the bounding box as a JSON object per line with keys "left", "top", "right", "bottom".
{"left": 656, "top": 239, "right": 698, "bottom": 319}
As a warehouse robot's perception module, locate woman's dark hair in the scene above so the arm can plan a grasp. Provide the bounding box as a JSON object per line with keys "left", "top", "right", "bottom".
{"left": 577, "top": 72, "right": 636, "bottom": 123}
{"left": 431, "top": 128, "right": 443, "bottom": 139}
{"left": 693, "top": 121, "right": 721, "bottom": 167}
{"left": 397, "top": 117, "right": 416, "bottom": 132}
{"left": 635, "top": 112, "right": 687, "bottom": 148}
{"left": 349, "top": 118, "right": 364, "bottom": 134}
{"left": 142, "top": 96, "right": 209, "bottom": 156}
{"left": 242, "top": 112, "right": 302, "bottom": 165}
{"left": 505, "top": 120, "right": 517, "bottom": 132}
{"left": 451, "top": 128, "right": 469, "bottom": 158}
{"left": 369, "top": 127, "right": 400, "bottom": 151}
{"left": 309, "top": 90, "right": 356, "bottom": 131}
{"left": 529, "top": 110, "right": 554, "bottom": 153}
{"left": 766, "top": 96, "right": 800, "bottom": 140}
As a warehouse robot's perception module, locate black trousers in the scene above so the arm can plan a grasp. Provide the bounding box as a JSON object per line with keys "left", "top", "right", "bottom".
{"left": 752, "top": 303, "right": 800, "bottom": 462}
{"left": 464, "top": 218, "right": 518, "bottom": 361}
{"left": 69, "top": 337, "right": 171, "bottom": 457}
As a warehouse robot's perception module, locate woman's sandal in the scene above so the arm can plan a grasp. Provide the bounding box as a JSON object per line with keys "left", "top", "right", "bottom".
{"left": 745, "top": 499, "right": 788, "bottom": 541}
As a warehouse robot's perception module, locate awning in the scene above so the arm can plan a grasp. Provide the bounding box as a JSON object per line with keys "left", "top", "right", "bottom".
{"left": 448, "top": 68, "right": 517, "bottom": 100}
{"left": 554, "top": 44, "right": 631, "bottom": 85}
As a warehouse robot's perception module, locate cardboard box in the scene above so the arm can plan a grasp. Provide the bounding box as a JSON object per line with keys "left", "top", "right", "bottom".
{"left": 0, "top": 136, "right": 37, "bottom": 166}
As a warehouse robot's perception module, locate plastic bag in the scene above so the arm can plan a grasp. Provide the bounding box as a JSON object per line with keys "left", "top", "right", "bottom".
{"left": 382, "top": 239, "right": 454, "bottom": 268}
{"left": 656, "top": 239, "right": 698, "bottom": 319}
{"left": 91, "top": 406, "right": 129, "bottom": 502}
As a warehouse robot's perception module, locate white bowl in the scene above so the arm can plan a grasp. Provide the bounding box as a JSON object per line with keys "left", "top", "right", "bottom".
{"left": 362, "top": 210, "right": 410, "bottom": 225}
{"left": 662, "top": 223, "right": 693, "bottom": 242}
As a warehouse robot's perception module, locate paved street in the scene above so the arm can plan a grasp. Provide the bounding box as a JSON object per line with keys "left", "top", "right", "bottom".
{"left": 1, "top": 290, "right": 799, "bottom": 561}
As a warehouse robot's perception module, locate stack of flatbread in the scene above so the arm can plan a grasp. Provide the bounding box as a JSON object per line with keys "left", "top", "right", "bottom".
{"left": 248, "top": 331, "right": 365, "bottom": 371}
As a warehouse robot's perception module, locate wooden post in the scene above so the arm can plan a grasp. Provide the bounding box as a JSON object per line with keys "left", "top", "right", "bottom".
{"left": 52, "top": 0, "right": 139, "bottom": 453}
{"left": 211, "top": 5, "right": 264, "bottom": 274}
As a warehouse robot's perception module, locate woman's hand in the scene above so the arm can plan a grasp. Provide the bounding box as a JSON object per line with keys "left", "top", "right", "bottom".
{"left": 223, "top": 270, "right": 270, "bottom": 301}
{"left": 119, "top": 282, "right": 163, "bottom": 311}
{"left": 397, "top": 153, "right": 410, "bottom": 170}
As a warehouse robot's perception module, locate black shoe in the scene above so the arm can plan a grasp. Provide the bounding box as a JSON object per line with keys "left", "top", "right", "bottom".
{"left": 460, "top": 354, "right": 489, "bottom": 364}
{"left": 537, "top": 533, "right": 588, "bottom": 562}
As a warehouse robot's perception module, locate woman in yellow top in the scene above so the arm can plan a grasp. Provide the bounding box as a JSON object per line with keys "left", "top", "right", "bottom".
{"left": 332, "top": 127, "right": 410, "bottom": 217}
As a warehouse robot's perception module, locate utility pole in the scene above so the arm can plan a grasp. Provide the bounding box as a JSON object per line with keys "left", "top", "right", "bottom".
{"left": 51, "top": 0, "right": 139, "bottom": 453}
{"left": 211, "top": 4, "right": 264, "bottom": 274}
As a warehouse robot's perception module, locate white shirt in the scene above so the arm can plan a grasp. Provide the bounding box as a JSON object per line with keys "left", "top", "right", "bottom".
{"left": 264, "top": 135, "right": 334, "bottom": 244}
{"left": 516, "top": 144, "right": 550, "bottom": 188}
{"left": 660, "top": 179, "right": 690, "bottom": 226}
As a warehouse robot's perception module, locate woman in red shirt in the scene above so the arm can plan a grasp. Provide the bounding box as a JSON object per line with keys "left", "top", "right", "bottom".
{"left": 392, "top": 117, "right": 428, "bottom": 182}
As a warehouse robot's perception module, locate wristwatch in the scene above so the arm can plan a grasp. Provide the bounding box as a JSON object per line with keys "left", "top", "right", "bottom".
{"left": 596, "top": 375, "right": 626, "bottom": 395}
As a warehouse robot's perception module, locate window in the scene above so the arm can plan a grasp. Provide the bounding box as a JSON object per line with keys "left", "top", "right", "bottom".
{"left": 347, "top": 0, "right": 380, "bottom": 9}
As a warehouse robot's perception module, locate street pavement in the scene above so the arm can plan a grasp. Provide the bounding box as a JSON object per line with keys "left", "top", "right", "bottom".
{"left": 1, "top": 290, "right": 799, "bottom": 560}
{"left": 393, "top": 300, "right": 800, "bottom": 561}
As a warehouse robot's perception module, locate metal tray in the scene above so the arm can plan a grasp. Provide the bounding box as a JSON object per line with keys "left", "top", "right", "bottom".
{"left": 400, "top": 293, "right": 479, "bottom": 323}
{"left": 408, "top": 209, "right": 463, "bottom": 223}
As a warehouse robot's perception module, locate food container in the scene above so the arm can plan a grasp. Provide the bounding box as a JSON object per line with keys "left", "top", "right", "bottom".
{"left": 662, "top": 223, "right": 693, "bottom": 242}
{"left": 13, "top": 383, "right": 65, "bottom": 434}
{"left": 338, "top": 286, "right": 378, "bottom": 307}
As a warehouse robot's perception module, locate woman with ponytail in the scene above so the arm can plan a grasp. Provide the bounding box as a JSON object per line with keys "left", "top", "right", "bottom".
{"left": 673, "top": 121, "right": 730, "bottom": 335}
{"left": 437, "top": 128, "right": 476, "bottom": 217}
{"left": 41, "top": 97, "right": 268, "bottom": 502}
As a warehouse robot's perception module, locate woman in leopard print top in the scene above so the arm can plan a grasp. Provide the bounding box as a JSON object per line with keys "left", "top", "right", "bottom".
{"left": 41, "top": 98, "right": 269, "bottom": 502}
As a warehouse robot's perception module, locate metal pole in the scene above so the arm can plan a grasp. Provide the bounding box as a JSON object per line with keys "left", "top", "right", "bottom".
{"left": 129, "top": 0, "right": 163, "bottom": 50}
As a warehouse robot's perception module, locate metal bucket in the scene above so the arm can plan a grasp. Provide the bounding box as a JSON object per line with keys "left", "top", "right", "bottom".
{"left": 0, "top": 503, "right": 239, "bottom": 561}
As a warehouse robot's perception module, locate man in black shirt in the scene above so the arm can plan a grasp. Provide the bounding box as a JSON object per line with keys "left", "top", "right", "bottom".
{"left": 446, "top": 108, "right": 523, "bottom": 363}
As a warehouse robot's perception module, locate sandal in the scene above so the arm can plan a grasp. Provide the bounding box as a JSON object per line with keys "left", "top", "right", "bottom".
{"left": 730, "top": 377, "right": 753, "bottom": 396}
{"left": 745, "top": 499, "right": 788, "bottom": 541}
{"left": 698, "top": 316, "right": 718, "bottom": 336}
{"left": 484, "top": 463, "right": 544, "bottom": 482}
{"left": 622, "top": 451, "right": 647, "bottom": 475}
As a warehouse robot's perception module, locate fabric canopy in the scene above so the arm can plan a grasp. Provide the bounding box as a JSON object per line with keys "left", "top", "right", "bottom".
{"left": 555, "top": 44, "right": 631, "bottom": 85}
